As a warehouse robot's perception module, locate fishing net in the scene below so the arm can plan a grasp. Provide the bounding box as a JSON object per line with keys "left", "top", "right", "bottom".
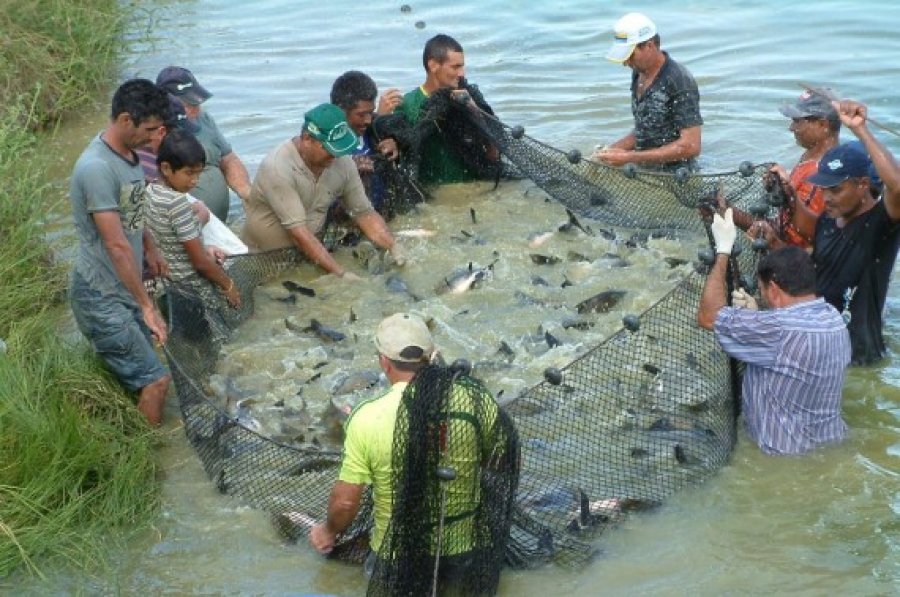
{"left": 367, "top": 365, "right": 519, "bottom": 597}
{"left": 159, "top": 98, "right": 779, "bottom": 592}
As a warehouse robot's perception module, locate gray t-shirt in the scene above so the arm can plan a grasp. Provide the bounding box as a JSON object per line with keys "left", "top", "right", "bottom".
{"left": 190, "top": 110, "right": 233, "bottom": 217}
{"left": 69, "top": 135, "right": 146, "bottom": 304}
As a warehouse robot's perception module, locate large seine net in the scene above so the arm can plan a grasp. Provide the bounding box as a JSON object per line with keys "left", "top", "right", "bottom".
{"left": 161, "top": 93, "right": 777, "bottom": 593}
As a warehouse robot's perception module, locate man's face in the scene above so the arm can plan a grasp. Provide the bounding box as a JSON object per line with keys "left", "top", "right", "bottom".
{"left": 125, "top": 115, "right": 164, "bottom": 149}
{"left": 789, "top": 116, "right": 829, "bottom": 149}
{"left": 429, "top": 50, "right": 465, "bottom": 89}
{"left": 822, "top": 177, "right": 867, "bottom": 220}
{"left": 623, "top": 42, "right": 652, "bottom": 71}
{"left": 176, "top": 97, "right": 202, "bottom": 121}
{"left": 304, "top": 135, "right": 336, "bottom": 170}
{"left": 345, "top": 100, "right": 375, "bottom": 136}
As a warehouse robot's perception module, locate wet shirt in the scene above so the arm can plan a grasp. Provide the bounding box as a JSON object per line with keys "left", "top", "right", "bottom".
{"left": 69, "top": 135, "right": 146, "bottom": 304}
{"left": 714, "top": 299, "right": 850, "bottom": 455}
{"left": 779, "top": 160, "right": 825, "bottom": 247}
{"left": 241, "top": 138, "right": 372, "bottom": 251}
{"left": 190, "top": 110, "right": 233, "bottom": 219}
{"left": 813, "top": 200, "right": 900, "bottom": 365}
{"left": 144, "top": 182, "right": 202, "bottom": 284}
{"left": 399, "top": 87, "right": 479, "bottom": 185}
{"left": 340, "top": 380, "right": 499, "bottom": 555}
{"left": 630, "top": 52, "right": 702, "bottom": 171}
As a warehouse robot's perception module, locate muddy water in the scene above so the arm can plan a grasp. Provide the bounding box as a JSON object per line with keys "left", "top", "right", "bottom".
{"left": 14, "top": 0, "right": 900, "bottom": 594}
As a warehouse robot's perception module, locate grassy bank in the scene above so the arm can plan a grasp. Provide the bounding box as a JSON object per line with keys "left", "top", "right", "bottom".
{"left": 0, "top": 0, "right": 160, "bottom": 579}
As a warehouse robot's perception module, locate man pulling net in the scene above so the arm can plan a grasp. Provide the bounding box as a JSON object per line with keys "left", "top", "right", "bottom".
{"left": 310, "top": 313, "right": 519, "bottom": 596}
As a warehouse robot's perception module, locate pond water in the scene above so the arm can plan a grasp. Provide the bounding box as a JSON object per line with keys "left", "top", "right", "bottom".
{"left": 16, "top": 0, "right": 900, "bottom": 594}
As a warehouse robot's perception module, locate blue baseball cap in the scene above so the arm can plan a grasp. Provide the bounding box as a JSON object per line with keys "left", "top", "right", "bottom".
{"left": 844, "top": 140, "right": 882, "bottom": 191}
{"left": 806, "top": 143, "right": 871, "bottom": 188}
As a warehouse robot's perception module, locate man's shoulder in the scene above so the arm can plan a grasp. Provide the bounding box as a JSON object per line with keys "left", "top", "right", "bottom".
{"left": 660, "top": 54, "right": 699, "bottom": 88}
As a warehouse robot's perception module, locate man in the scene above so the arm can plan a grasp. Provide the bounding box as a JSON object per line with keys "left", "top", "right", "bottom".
{"left": 310, "top": 313, "right": 517, "bottom": 595}
{"left": 592, "top": 12, "right": 702, "bottom": 172}
{"left": 739, "top": 90, "right": 841, "bottom": 249}
{"left": 807, "top": 98, "right": 900, "bottom": 365}
{"left": 68, "top": 79, "right": 172, "bottom": 427}
{"left": 697, "top": 210, "right": 851, "bottom": 455}
{"left": 157, "top": 66, "right": 252, "bottom": 222}
{"left": 330, "top": 70, "right": 401, "bottom": 213}
{"left": 241, "top": 103, "right": 403, "bottom": 278}
{"left": 396, "top": 33, "right": 499, "bottom": 185}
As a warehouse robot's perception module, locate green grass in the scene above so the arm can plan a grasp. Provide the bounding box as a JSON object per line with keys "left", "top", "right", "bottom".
{"left": 0, "top": 0, "right": 162, "bottom": 580}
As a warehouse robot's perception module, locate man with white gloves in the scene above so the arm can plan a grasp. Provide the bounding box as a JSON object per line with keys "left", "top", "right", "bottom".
{"left": 697, "top": 209, "right": 851, "bottom": 455}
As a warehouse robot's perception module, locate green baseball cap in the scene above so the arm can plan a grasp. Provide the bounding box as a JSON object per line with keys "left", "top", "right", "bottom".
{"left": 303, "top": 103, "right": 359, "bottom": 157}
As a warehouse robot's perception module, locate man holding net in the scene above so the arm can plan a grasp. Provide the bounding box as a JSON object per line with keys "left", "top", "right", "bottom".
{"left": 592, "top": 12, "right": 702, "bottom": 172}
{"left": 240, "top": 103, "right": 404, "bottom": 278}
{"left": 697, "top": 213, "right": 850, "bottom": 455}
{"left": 310, "top": 313, "right": 518, "bottom": 595}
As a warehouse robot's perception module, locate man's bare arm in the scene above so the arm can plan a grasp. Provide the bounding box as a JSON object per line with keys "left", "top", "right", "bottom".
{"left": 220, "top": 151, "right": 252, "bottom": 202}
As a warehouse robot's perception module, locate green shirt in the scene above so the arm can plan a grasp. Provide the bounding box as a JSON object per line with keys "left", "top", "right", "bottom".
{"left": 398, "top": 86, "right": 479, "bottom": 185}
{"left": 339, "top": 379, "right": 499, "bottom": 555}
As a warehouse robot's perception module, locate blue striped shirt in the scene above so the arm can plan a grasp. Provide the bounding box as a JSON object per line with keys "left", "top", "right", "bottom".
{"left": 714, "top": 298, "right": 851, "bottom": 455}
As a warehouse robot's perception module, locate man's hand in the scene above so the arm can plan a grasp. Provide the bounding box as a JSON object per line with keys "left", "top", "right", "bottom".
{"left": 731, "top": 288, "right": 758, "bottom": 310}
{"left": 377, "top": 88, "right": 403, "bottom": 115}
{"left": 832, "top": 99, "right": 868, "bottom": 132}
{"left": 352, "top": 154, "right": 375, "bottom": 174}
{"left": 339, "top": 271, "right": 363, "bottom": 282}
{"left": 142, "top": 304, "right": 168, "bottom": 345}
{"left": 388, "top": 243, "right": 406, "bottom": 267}
{"left": 592, "top": 148, "right": 633, "bottom": 168}
{"left": 377, "top": 138, "right": 399, "bottom": 161}
{"left": 711, "top": 208, "right": 736, "bottom": 255}
{"left": 144, "top": 244, "right": 169, "bottom": 278}
{"left": 309, "top": 523, "right": 335, "bottom": 555}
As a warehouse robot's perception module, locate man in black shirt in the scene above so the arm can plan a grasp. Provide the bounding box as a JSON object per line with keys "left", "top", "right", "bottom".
{"left": 808, "top": 99, "right": 900, "bottom": 365}
{"left": 592, "top": 12, "right": 703, "bottom": 172}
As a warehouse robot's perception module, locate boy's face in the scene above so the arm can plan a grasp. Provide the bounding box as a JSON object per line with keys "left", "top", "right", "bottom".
{"left": 161, "top": 162, "right": 204, "bottom": 193}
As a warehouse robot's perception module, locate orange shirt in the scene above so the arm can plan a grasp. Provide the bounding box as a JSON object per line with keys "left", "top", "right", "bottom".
{"left": 779, "top": 160, "right": 825, "bottom": 248}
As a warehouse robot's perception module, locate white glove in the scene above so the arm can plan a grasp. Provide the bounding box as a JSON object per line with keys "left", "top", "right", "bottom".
{"left": 388, "top": 243, "right": 406, "bottom": 267}
{"left": 731, "top": 288, "right": 758, "bottom": 310}
{"left": 711, "top": 208, "right": 736, "bottom": 255}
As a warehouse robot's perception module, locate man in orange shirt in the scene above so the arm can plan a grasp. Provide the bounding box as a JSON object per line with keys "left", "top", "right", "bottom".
{"left": 738, "top": 90, "right": 840, "bottom": 249}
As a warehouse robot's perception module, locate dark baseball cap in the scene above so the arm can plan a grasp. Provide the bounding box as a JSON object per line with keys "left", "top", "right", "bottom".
{"left": 806, "top": 143, "right": 871, "bottom": 188}
{"left": 156, "top": 66, "right": 212, "bottom": 106}
{"left": 779, "top": 89, "right": 838, "bottom": 122}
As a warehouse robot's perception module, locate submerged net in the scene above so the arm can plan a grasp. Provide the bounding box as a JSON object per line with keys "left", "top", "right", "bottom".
{"left": 160, "top": 98, "right": 778, "bottom": 590}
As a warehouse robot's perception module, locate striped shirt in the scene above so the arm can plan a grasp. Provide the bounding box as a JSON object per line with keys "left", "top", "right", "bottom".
{"left": 144, "top": 182, "right": 202, "bottom": 283}
{"left": 714, "top": 298, "right": 851, "bottom": 455}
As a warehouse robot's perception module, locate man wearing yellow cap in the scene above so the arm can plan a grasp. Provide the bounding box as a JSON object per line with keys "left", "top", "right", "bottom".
{"left": 592, "top": 12, "right": 703, "bottom": 172}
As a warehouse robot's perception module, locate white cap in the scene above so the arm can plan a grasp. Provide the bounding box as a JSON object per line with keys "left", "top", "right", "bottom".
{"left": 374, "top": 313, "right": 435, "bottom": 362}
{"left": 605, "top": 12, "right": 657, "bottom": 63}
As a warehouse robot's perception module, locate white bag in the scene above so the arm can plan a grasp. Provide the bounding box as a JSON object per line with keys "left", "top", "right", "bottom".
{"left": 187, "top": 194, "right": 248, "bottom": 255}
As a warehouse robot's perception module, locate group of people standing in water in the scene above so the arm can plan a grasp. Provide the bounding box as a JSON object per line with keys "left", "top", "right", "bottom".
{"left": 65, "top": 9, "right": 898, "bottom": 594}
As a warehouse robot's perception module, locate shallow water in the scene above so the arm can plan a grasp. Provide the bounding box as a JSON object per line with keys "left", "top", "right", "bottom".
{"left": 13, "top": 0, "right": 900, "bottom": 594}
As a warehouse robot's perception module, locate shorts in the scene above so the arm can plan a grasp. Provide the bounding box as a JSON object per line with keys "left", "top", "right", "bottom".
{"left": 364, "top": 548, "right": 481, "bottom": 591}
{"left": 70, "top": 273, "right": 168, "bottom": 392}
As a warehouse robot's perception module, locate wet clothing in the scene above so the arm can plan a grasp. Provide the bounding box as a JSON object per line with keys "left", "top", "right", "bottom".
{"left": 190, "top": 110, "right": 233, "bottom": 222}
{"left": 68, "top": 134, "right": 167, "bottom": 390}
{"left": 714, "top": 298, "right": 850, "bottom": 455}
{"left": 353, "top": 134, "right": 387, "bottom": 213}
{"left": 241, "top": 138, "right": 373, "bottom": 251}
{"left": 779, "top": 160, "right": 825, "bottom": 248}
{"left": 340, "top": 379, "right": 500, "bottom": 555}
{"left": 630, "top": 52, "right": 703, "bottom": 172}
{"left": 398, "top": 86, "right": 478, "bottom": 185}
{"left": 813, "top": 200, "right": 900, "bottom": 365}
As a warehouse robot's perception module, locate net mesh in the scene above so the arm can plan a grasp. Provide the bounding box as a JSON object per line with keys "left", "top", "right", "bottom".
{"left": 160, "top": 100, "right": 776, "bottom": 590}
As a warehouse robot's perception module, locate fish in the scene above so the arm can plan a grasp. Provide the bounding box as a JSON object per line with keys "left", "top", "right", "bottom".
{"left": 470, "top": 207, "right": 478, "bottom": 224}
{"left": 285, "top": 318, "right": 346, "bottom": 342}
{"left": 530, "top": 254, "right": 561, "bottom": 266}
{"left": 598, "top": 253, "right": 630, "bottom": 268}
{"left": 275, "top": 294, "right": 297, "bottom": 305}
{"left": 561, "top": 316, "right": 594, "bottom": 331}
{"left": 558, "top": 208, "right": 592, "bottom": 235}
{"left": 530, "top": 275, "right": 550, "bottom": 286}
{"left": 282, "top": 280, "right": 316, "bottom": 297}
{"left": 394, "top": 228, "right": 437, "bottom": 238}
{"left": 664, "top": 257, "right": 688, "bottom": 269}
{"left": 330, "top": 369, "right": 384, "bottom": 396}
{"left": 527, "top": 231, "right": 554, "bottom": 248}
{"left": 435, "top": 260, "right": 497, "bottom": 295}
{"left": 348, "top": 307, "right": 357, "bottom": 323}
{"left": 497, "top": 340, "right": 515, "bottom": 360}
{"left": 566, "top": 251, "right": 590, "bottom": 262}
{"left": 544, "top": 330, "right": 562, "bottom": 348}
{"left": 575, "top": 290, "right": 627, "bottom": 314}
{"left": 385, "top": 273, "right": 421, "bottom": 301}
